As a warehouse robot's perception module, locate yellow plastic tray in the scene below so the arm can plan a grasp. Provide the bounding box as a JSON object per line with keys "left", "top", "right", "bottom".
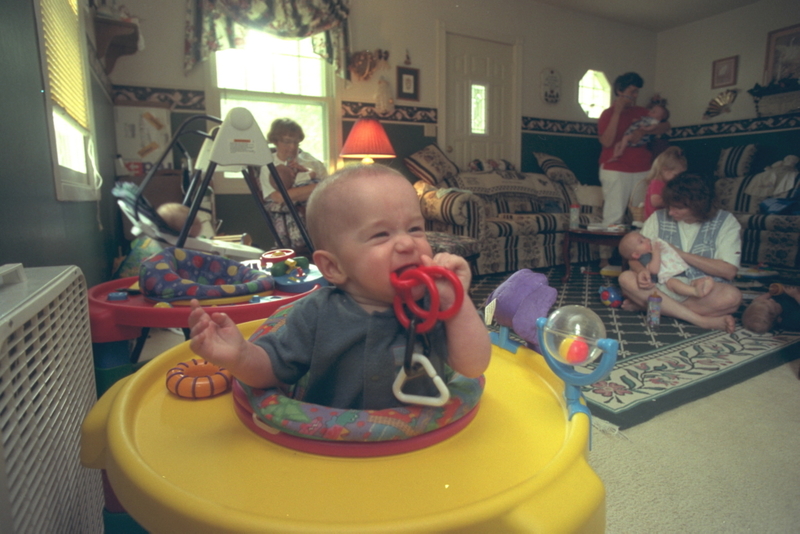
{"left": 81, "top": 320, "right": 605, "bottom": 533}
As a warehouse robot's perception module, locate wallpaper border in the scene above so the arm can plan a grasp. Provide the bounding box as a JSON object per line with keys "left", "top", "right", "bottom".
{"left": 341, "top": 101, "right": 437, "bottom": 123}
{"left": 520, "top": 114, "right": 800, "bottom": 139}
{"left": 109, "top": 88, "right": 798, "bottom": 139}
{"left": 112, "top": 85, "right": 206, "bottom": 111}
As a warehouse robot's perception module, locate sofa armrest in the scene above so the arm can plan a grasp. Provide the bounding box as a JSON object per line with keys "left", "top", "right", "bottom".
{"left": 415, "top": 181, "right": 485, "bottom": 239}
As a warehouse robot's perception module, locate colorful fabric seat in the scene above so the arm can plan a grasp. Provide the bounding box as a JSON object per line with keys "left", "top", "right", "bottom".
{"left": 236, "top": 305, "right": 484, "bottom": 443}
{"left": 139, "top": 247, "right": 273, "bottom": 302}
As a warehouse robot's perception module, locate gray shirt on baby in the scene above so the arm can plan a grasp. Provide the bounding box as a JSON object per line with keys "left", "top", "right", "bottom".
{"left": 254, "top": 286, "right": 448, "bottom": 410}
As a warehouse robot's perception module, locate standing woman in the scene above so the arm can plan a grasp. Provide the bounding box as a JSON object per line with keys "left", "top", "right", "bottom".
{"left": 598, "top": 73, "right": 671, "bottom": 231}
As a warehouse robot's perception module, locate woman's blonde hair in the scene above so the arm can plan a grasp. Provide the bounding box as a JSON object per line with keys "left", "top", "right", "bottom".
{"left": 646, "top": 146, "right": 687, "bottom": 182}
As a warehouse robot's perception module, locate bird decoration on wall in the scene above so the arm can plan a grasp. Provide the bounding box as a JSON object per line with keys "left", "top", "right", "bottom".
{"left": 703, "top": 89, "right": 738, "bottom": 120}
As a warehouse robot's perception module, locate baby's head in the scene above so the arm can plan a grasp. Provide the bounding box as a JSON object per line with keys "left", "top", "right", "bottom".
{"left": 741, "top": 294, "right": 782, "bottom": 334}
{"left": 157, "top": 203, "right": 203, "bottom": 237}
{"left": 306, "top": 165, "right": 432, "bottom": 306}
{"left": 619, "top": 231, "right": 652, "bottom": 260}
{"left": 648, "top": 104, "right": 670, "bottom": 122}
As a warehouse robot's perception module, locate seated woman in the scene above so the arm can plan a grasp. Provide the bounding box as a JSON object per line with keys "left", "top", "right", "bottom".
{"left": 259, "top": 118, "right": 328, "bottom": 254}
{"left": 618, "top": 174, "right": 742, "bottom": 333}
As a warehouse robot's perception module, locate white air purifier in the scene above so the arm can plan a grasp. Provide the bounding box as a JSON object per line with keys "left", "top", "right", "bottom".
{"left": 0, "top": 264, "right": 103, "bottom": 533}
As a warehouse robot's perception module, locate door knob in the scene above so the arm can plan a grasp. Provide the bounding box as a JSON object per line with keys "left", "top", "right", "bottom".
{"left": 446, "top": 146, "right": 453, "bottom": 153}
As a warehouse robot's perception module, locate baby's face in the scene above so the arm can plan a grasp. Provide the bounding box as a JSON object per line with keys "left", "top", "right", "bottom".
{"left": 626, "top": 233, "right": 652, "bottom": 258}
{"left": 649, "top": 106, "right": 667, "bottom": 121}
{"left": 329, "top": 174, "right": 433, "bottom": 308}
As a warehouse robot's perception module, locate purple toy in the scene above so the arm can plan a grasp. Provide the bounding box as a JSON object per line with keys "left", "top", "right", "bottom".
{"left": 485, "top": 270, "right": 558, "bottom": 352}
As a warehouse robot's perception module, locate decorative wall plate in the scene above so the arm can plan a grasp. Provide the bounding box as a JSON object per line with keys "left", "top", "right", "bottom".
{"left": 541, "top": 69, "right": 561, "bottom": 104}
{"left": 703, "top": 89, "right": 738, "bottom": 120}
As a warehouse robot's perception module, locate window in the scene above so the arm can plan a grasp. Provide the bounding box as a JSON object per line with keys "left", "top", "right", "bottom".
{"left": 578, "top": 70, "right": 611, "bottom": 119}
{"left": 211, "top": 30, "right": 333, "bottom": 193}
{"left": 36, "top": 0, "right": 100, "bottom": 201}
{"left": 471, "top": 84, "right": 487, "bottom": 135}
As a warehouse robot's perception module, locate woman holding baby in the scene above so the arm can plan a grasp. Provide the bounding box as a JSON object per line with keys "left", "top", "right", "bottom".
{"left": 259, "top": 118, "right": 328, "bottom": 253}
{"left": 597, "top": 72, "right": 672, "bottom": 231}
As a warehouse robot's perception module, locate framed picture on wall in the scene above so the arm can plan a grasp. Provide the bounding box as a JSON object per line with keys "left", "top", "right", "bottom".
{"left": 397, "top": 66, "right": 419, "bottom": 101}
{"left": 764, "top": 23, "right": 800, "bottom": 84}
{"left": 711, "top": 56, "right": 738, "bottom": 89}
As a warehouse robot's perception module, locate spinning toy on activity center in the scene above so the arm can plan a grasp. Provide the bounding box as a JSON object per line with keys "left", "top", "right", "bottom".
{"left": 486, "top": 270, "right": 618, "bottom": 420}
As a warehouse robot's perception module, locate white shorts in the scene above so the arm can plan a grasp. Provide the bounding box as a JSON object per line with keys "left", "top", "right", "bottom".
{"left": 657, "top": 276, "right": 690, "bottom": 303}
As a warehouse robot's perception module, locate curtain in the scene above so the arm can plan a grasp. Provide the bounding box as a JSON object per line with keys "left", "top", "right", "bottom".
{"left": 184, "top": 0, "right": 350, "bottom": 76}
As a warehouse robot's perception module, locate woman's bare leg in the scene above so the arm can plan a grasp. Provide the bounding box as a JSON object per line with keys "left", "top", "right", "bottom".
{"left": 619, "top": 270, "right": 737, "bottom": 333}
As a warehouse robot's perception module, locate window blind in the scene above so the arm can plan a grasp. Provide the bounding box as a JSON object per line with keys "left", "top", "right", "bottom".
{"left": 40, "top": 0, "right": 88, "bottom": 130}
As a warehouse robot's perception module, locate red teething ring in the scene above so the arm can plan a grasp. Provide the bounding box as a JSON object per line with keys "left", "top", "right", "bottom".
{"left": 390, "top": 266, "right": 464, "bottom": 333}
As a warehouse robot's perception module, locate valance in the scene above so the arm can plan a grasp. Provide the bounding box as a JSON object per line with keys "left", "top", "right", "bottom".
{"left": 184, "top": 0, "right": 350, "bottom": 77}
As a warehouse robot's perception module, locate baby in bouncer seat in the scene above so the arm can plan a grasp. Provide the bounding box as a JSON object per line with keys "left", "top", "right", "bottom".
{"left": 187, "top": 164, "right": 491, "bottom": 410}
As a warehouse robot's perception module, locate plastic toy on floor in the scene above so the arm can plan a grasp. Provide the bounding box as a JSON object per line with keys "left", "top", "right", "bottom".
{"left": 599, "top": 285, "right": 623, "bottom": 307}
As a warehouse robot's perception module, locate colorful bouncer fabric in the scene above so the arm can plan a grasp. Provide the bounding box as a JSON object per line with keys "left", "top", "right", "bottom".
{"left": 237, "top": 305, "right": 485, "bottom": 442}
{"left": 139, "top": 247, "right": 273, "bottom": 302}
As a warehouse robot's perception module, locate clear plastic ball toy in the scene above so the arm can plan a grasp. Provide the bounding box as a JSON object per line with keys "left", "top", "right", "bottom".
{"left": 542, "top": 305, "right": 607, "bottom": 366}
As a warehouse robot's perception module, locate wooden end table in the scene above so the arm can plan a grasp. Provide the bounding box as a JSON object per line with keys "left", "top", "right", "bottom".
{"left": 562, "top": 228, "right": 629, "bottom": 282}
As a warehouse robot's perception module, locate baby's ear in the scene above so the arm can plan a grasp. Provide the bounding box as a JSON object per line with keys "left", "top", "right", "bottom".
{"left": 632, "top": 252, "right": 641, "bottom": 260}
{"left": 312, "top": 250, "right": 346, "bottom": 285}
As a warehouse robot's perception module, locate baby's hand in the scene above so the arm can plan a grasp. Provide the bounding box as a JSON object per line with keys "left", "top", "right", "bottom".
{"left": 188, "top": 299, "right": 247, "bottom": 368}
{"left": 422, "top": 253, "right": 470, "bottom": 311}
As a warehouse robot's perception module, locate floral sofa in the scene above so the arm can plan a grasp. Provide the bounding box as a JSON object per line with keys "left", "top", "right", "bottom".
{"left": 405, "top": 145, "right": 604, "bottom": 275}
{"left": 714, "top": 156, "right": 800, "bottom": 268}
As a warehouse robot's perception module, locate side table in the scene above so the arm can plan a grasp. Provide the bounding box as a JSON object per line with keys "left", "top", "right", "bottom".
{"left": 562, "top": 228, "right": 628, "bottom": 282}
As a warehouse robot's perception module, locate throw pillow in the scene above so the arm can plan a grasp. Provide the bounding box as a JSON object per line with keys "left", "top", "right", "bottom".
{"left": 404, "top": 144, "right": 460, "bottom": 186}
{"left": 468, "top": 158, "right": 516, "bottom": 172}
{"left": 533, "top": 152, "right": 579, "bottom": 186}
{"left": 715, "top": 144, "right": 757, "bottom": 178}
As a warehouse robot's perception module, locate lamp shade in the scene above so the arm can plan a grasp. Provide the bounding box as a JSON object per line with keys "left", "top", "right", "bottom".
{"left": 340, "top": 118, "right": 396, "bottom": 163}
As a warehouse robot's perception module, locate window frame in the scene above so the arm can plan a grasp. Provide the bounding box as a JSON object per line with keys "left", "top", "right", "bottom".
{"left": 34, "top": 0, "right": 100, "bottom": 202}
{"left": 206, "top": 35, "right": 337, "bottom": 195}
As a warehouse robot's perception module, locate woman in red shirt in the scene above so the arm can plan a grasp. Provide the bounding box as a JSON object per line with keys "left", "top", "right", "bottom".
{"left": 598, "top": 73, "right": 671, "bottom": 232}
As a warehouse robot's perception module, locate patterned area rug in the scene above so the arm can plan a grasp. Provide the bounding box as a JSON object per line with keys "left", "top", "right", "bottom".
{"left": 471, "top": 263, "right": 800, "bottom": 429}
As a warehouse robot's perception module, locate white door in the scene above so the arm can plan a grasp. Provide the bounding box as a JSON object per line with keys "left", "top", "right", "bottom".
{"left": 441, "top": 31, "right": 520, "bottom": 169}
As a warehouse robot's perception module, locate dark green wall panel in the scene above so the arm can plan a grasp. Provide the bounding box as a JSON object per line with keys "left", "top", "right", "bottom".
{"left": 522, "top": 133, "right": 602, "bottom": 185}
{"left": 0, "top": 0, "right": 118, "bottom": 287}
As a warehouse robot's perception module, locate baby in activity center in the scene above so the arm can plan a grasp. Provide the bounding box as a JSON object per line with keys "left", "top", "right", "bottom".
{"left": 619, "top": 230, "right": 715, "bottom": 299}
{"left": 741, "top": 284, "right": 800, "bottom": 334}
{"left": 611, "top": 103, "right": 670, "bottom": 162}
{"left": 188, "top": 164, "right": 491, "bottom": 410}
{"left": 643, "top": 146, "right": 688, "bottom": 220}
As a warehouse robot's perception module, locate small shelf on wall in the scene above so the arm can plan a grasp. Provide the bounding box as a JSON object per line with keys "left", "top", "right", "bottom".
{"left": 93, "top": 16, "right": 138, "bottom": 74}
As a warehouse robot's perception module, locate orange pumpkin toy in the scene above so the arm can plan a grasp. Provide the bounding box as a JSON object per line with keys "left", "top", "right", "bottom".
{"left": 166, "top": 359, "right": 232, "bottom": 399}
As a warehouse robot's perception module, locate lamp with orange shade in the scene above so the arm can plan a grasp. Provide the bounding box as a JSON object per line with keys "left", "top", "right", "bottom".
{"left": 340, "top": 118, "right": 396, "bottom": 164}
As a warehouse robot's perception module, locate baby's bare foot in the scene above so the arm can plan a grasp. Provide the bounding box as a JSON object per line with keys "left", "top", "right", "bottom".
{"left": 621, "top": 298, "right": 643, "bottom": 312}
{"left": 692, "top": 277, "right": 715, "bottom": 298}
{"left": 697, "top": 314, "right": 736, "bottom": 333}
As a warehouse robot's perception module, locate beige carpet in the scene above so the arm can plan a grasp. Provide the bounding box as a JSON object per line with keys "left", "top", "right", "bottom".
{"left": 590, "top": 360, "right": 800, "bottom": 533}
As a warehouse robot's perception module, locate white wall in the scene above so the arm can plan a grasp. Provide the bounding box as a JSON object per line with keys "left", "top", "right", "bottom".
{"left": 109, "top": 0, "right": 206, "bottom": 90}
{"left": 655, "top": 0, "right": 800, "bottom": 126}
{"left": 342, "top": 0, "right": 657, "bottom": 123}
{"left": 112, "top": 0, "right": 657, "bottom": 123}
